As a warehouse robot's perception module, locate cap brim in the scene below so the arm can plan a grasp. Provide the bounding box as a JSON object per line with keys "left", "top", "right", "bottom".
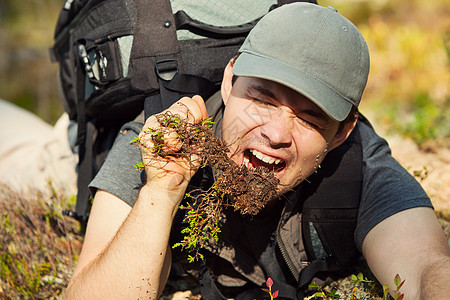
{"left": 232, "top": 52, "right": 353, "bottom": 121}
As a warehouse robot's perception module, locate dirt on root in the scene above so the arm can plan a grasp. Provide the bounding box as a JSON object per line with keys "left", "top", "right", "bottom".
{"left": 139, "top": 111, "right": 280, "bottom": 216}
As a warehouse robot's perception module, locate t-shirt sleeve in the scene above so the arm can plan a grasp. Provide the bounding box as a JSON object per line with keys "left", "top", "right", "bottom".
{"left": 354, "top": 122, "right": 433, "bottom": 251}
{"left": 89, "top": 122, "right": 144, "bottom": 207}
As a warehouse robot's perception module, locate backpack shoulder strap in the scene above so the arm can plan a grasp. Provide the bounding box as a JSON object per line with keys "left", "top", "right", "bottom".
{"left": 297, "top": 124, "right": 363, "bottom": 290}
{"left": 302, "top": 126, "right": 363, "bottom": 263}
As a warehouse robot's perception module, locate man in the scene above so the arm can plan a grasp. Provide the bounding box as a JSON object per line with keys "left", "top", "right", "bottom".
{"left": 64, "top": 3, "right": 449, "bottom": 299}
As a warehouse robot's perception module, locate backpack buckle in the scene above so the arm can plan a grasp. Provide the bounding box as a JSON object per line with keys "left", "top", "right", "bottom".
{"left": 78, "top": 40, "right": 122, "bottom": 89}
{"left": 78, "top": 43, "right": 101, "bottom": 86}
{"left": 155, "top": 58, "right": 178, "bottom": 81}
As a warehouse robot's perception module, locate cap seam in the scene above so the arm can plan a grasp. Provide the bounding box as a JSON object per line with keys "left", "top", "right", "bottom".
{"left": 308, "top": 10, "right": 357, "bottom": 106}
{"left": 306, "top": 8, "right": 329, "bottom": 63}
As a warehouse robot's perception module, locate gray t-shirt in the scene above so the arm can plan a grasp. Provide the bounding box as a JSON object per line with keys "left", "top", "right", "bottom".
{"left": 355, "top": 121, "right": 433, "bottom": 250}
{"left": 90, "top": 96, "right": 432, "bottom": 253}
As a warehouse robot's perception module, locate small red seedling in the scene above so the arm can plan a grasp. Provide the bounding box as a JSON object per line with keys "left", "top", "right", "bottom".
{"left": 262, "top": 277, "right": 279, "bottom": 299}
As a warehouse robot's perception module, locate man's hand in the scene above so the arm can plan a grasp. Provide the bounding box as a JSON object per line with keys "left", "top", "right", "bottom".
{"left": 138, "top": 95, "right": 209, "bottom": 195}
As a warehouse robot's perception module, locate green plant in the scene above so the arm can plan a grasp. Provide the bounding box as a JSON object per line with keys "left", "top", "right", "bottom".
{"left": 411, "top": 166, "right": 429, "bottom": 182}
{"left": 172, "top": 189, "right": 223, "bottom": 262}
{"left": 400, "top": 93, "right": 448, "bottom": 146}
{"left": 350, "top": 272, "right": 405, "bottom": 300}
{"left": 349, "top": 272, "right": 379, "bottom": 299}
{"left": 308, "top": 272, "right": 405, "bottom": 300}
{"left": 309, "top": 282, "right": 340, "bottom": 299}
{"left": 381, "top": 92, "right": 449, "bottom": 147}
{"left": 391, "top": 274, "right": 405, "bottom": 300}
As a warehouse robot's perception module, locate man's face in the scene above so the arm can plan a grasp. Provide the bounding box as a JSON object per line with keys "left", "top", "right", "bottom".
{"left": 221, "top": 76, "right": 343, "bottom": 195}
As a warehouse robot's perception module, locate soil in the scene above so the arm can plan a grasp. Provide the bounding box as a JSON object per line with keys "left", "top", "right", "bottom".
{"left": 385, "top": 134, "right": 450, "bottom": 221}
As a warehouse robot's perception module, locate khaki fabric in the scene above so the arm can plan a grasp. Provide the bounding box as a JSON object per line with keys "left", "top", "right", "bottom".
{"left": 0, "top": 99, "right": 77, "bottom": 195}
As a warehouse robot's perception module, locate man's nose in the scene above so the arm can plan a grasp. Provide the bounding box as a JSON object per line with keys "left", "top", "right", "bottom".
{"left": 260, "top": 110, "right": 292, "bottom": 148}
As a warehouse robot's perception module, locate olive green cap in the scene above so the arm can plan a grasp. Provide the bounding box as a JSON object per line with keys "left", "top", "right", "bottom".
{"left": 233, "top": 3, "right": 370, "bottom": 121}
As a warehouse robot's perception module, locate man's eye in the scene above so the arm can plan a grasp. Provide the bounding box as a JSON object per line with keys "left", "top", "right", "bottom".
{"left": 297, "top": 117, "right": 319, "bottom": 130}
{"left": 252, "top": 98, "right": 274, "bottom": 107}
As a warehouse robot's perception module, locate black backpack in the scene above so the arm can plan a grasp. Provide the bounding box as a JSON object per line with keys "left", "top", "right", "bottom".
{"left": 50, "top": 0, "right": 316, "bottom": 224}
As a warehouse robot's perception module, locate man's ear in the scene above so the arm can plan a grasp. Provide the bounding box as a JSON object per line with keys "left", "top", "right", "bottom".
{"left": 328, "top": 115, "right": 358, "bottom": 151}
{"left": 220, "top": 59, "right": 234, "bottom": 105}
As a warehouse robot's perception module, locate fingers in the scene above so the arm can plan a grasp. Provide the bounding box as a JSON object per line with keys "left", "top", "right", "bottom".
{"left": 140, "top": 95, "right": 208, "bottom": 150}
{"left": 191, "top": 95, "right": 209, "bottom": 122}
{"left": 166, "top": 95, "right": 208, "bottom": 124}
{"left": 142, "top": 95, "right": 207, "bottom": 129}
{"left": 138, "top": 95, "right": 209, "bottom": 158}
{"left": 161, "top": 131, "right": 183, "bottom": 153}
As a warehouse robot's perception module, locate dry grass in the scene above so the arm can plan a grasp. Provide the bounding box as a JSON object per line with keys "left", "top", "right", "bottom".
{"left": 0, "top": 184, "right": 82, "bottom": 299}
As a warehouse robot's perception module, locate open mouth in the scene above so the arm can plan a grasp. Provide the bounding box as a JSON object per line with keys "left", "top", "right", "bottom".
{"left": 243, "top": 149, "right": 286, "bottom": 176}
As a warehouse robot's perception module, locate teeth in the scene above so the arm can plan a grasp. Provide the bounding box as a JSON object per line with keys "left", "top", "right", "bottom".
{"left": 243, "top": 156, "right": 257, "bottom": 171}
{"left": 243, "top": 156, "right": 250, "bottom": 167}
{"left": 249, "top": 149, "right": 282, "bottom": 165}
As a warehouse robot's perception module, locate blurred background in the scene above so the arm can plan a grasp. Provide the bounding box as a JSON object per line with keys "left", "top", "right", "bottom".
{"left": 0, "top": 0, "right": 449, "bottom": 147}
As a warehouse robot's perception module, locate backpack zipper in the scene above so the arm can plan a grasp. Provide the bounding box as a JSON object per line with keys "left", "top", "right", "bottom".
{"left": 275, "top": 205, "right": 300, "bottom": 282}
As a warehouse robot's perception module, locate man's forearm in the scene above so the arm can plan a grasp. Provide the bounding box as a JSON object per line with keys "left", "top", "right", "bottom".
{"left": 64, "top": 184, "right": 183, "bottom": 299}
{"left": 420, "top": 255, "right": 450, "bottom": 299}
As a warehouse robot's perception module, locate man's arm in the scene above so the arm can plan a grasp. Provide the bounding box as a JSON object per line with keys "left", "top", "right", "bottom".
{"left": 64, "top": 188, "right": 175, "bottom": 299}
{"left": 362, "top": 207, "right": 450, "bottom": 299}
{"left": 64, "top": 96, "right": 209, "bottom": 299}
